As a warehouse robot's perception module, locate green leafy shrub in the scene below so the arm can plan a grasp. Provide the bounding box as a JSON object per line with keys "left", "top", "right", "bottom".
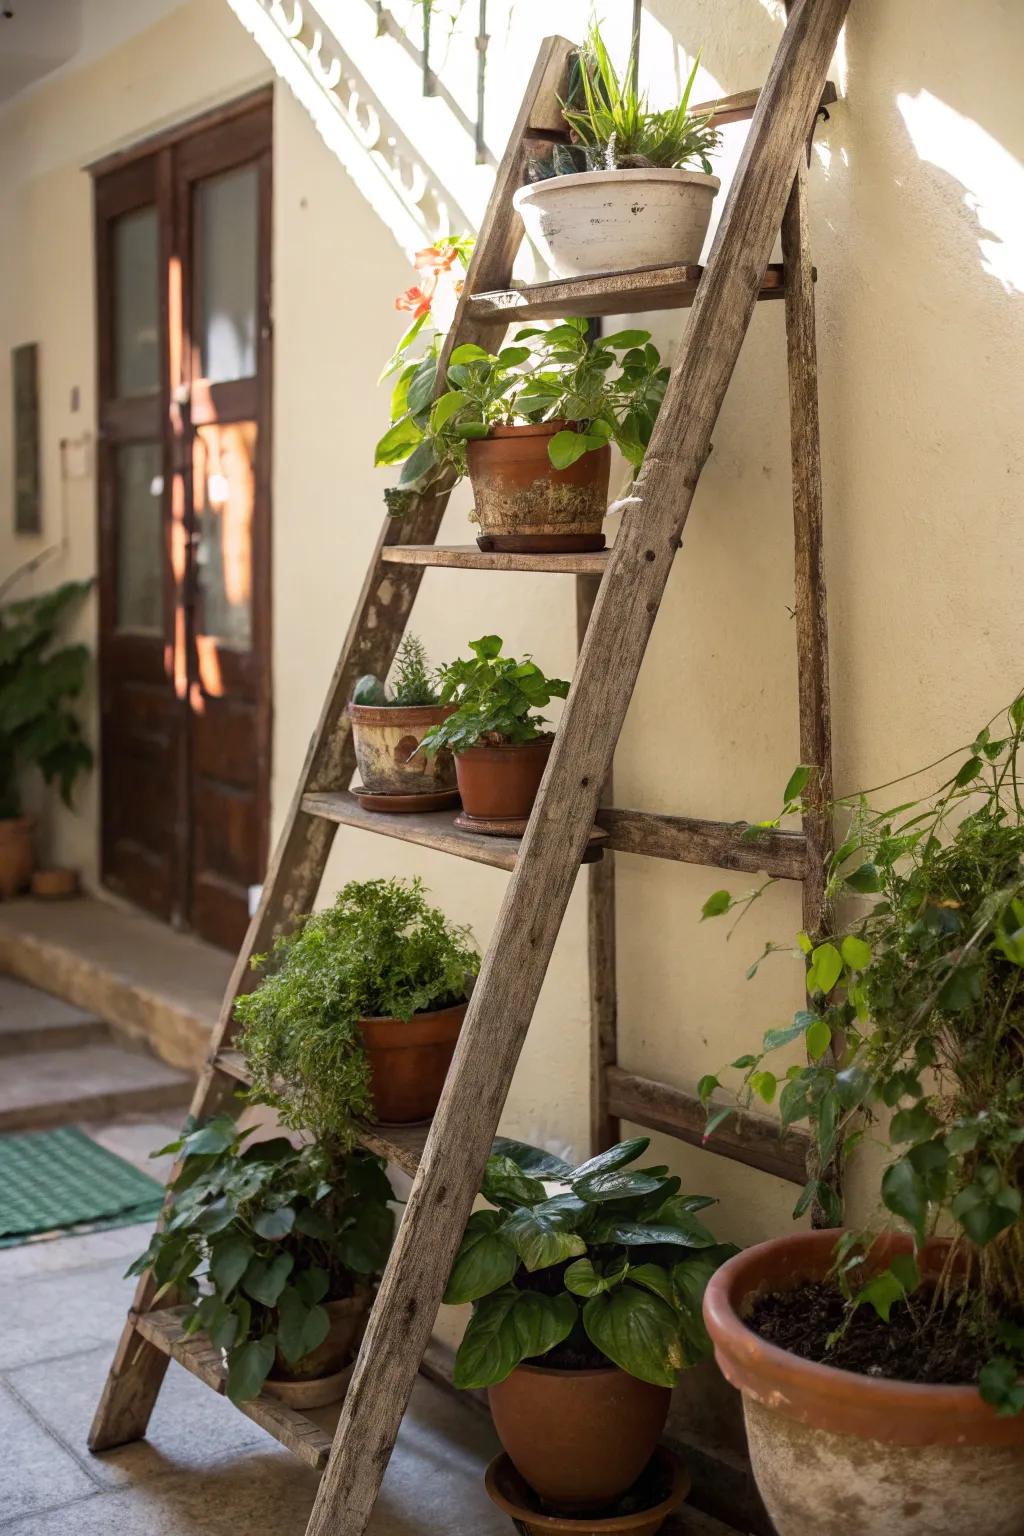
{"left": 560, "top": 23, "right": 721, "bottom": 173}
{"left": 351, "top": 634, "right": 440, "bottom": 709}
{"left": 128, "top": 1117, "right": 394, "bottom": 1403}
{"left": 419, "top": 636, "right": 569, "bottom": 755}
{"left": 375, "top": 318, "right": 668, "bottom": 504}
{"left": 0, "top": 580, "right": 93, "bottom": 819}
{"left": 444, "top": 1136, "right": 737, "bottom": 1389}
{"left": 701, "top": 694, "right": 1024, "bottom": 1409}
{"left": 234, "top": 878, "right": 480, "bottom": 1145}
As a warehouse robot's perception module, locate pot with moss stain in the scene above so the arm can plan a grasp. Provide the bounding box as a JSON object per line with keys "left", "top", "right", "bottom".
{"left": 358, "top": 1001, "right": 467, "bottom": 1124}
{"left": 348, "top": 702, "right": 458, "bottom": 796}
{"left": 454, "top": 735, "right": 553, "bottom": 822}
{"left": 0, "top": 817, "right": 33, "bottom": 899}
{"left": 703, "top": 1230, "right": 1024, "bottom": 1536}
{"left": 264, "top": 1287, "right": 372, "bottom": 1409}
{"left": 488, "top": 1363, "right": 671, "bottom": 1511}
{"left": 467, "top": 421, "right": 610, "bottom": 552}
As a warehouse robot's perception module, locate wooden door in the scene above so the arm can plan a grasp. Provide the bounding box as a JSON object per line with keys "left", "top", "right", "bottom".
{"left": 95, "top": 98, "right": 272, "bottom": 951}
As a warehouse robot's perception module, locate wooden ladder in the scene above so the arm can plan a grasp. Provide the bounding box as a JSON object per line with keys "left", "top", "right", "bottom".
{"left": 90, "top": 2, "right": 849, "bottom": 1530}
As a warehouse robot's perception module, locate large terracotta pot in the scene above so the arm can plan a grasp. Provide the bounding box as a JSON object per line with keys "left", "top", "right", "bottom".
{"left": 358, "top": 1000, "right": 466, "bottom": 1123}
{"left": 455, "top": 736, "right": 552, "bottom": 821}
{"left": 703, "top": 1230, "right": 1024, "bottom": 1536}
{"left": 513, "top": 168, "right": 720, "bottom": 279}
{"left": 348, "top": 702, "right": 457, "bottom": 796}
{"left": 488, "top": 1363, "right": 671, "bottom": 1512}
{"left": 0, "top": 817, "right": 33, "bottom": 899}
{"left": 466, "top": 421, "right": 610, "bottom": 551}
{"left": 264, "top": 1288, "right": 372, "bottom": 1408}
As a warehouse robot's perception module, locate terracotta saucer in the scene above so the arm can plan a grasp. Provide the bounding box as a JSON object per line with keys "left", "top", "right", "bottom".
{"left": 352, "top": 785, "right": 460, "bottom": 814}
{"left": 484, "top": 1448, "right": 689, "bottom": 1536}
{"left": 454, "top": 812, "right": 606, "bottom": 862}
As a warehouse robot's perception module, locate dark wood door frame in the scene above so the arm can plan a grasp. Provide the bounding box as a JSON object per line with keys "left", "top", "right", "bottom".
{"left": 93, "top": 92, "right": 273, "bottom": 946}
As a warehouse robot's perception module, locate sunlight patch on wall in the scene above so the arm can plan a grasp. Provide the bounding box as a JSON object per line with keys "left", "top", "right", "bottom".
{"left": 897, "top": 88, "right": 1023, "bottom": 294}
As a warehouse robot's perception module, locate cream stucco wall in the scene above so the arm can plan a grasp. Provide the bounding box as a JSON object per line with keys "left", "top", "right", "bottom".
{"left": 1, "top": 0, "right": 1022, "bottom": 1327}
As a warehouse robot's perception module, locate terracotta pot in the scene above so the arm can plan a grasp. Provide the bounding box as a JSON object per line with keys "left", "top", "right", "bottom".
{"left": 31, "top": 867, "right": 78, "bottom": 899}
{"left": 703, "top": 1230, "right": 1024, "bottom": 1536}
{"left": 0, "top": 817, "right": 33, "bottom": 899}
{"left": 270, "top": 1288, "right": 371, "bottom": 1391}
{"left": 466, "top": 421, "right": 610, "bottom": 550}
{"left": 454, "top": 736, "right": 552, "bottom": 821}
{"left": 513, "top": 168, "right": 721, "bottom": 279}
{"left": 484, "top": 1447, "right": 689, "bottom": 1535}
{"left": 349, "top": 702, "right": 457, "bottom": 796}
{"left": 488, "top": 1364, "right": 671, "bottom": 1511}
{"left": 358, "top": 1000, "right": 467, "bottom": 1123}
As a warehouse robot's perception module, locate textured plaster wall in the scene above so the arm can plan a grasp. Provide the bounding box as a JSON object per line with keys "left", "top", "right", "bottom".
{"left": 1, "top": 0, "right": 1022, "bottom": 1347}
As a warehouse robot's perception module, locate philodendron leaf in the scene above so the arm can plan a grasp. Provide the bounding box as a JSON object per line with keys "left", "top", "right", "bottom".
{"left": 481, "top": 1155, "right": 548, "bottom": 1211}
{"left": 564, "top": 1257, "right": 627, "bottom": 1297}
{"left": 209, "top": 1234, "right": 254, "bottom": 1295}
{"left": 592, "top": 1218, "right": 715, "bottom": 1249}
{"left": 453, "top": 1287, "right": 576, "bottom": 1390}
{"left": 572, "top": 1168, "right": 666, "bottom": 1204}
{"left": 276, "top": 1286, "right": 331, "bottom": 1366}
{"left": 295, "top": 1266, "right": 330, "bottom": 1307}
{"left": 570, "top": 1138, "right": 649, "bottom": 1184}
{"left": 336, "top": 1200, "right": 394, "bottom": 1275}
{"left": 242, "top": 1252, "right": 294, "bottom": 1308}
{"left": 251, "top": 1205, "right": 295, "bottom": 1241}
{"left": 583, "top": 1284, "right": 684, "bottom": 1387}
{"left": 502, "top": 1198, "right": 586, "bottom": 1274}
{"left": 491, "top": 1138, "right": 574, "bottom": 1180}
{"left": 509, "top": 1291, "right": 577, "bottom": 1363}
{"left": 444, "top": 1211, "right": 519, "bottom": 1304}
{"left": 226, "top": 1335, "right": 276, "bottom": 1404}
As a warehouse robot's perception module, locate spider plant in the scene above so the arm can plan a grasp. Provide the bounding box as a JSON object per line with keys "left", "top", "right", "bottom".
{"left": 562, "top": 23, "right": 720, "bottom": 174}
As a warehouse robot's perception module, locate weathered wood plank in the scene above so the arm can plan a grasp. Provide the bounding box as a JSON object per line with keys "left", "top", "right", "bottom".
{"left": 307, "top": 10, "right": 850, "bottom": 1533}
{"left": 470, "top": 262, "right": 788, "bottom": 323}
{"left": 380, "top": 545, "right": 609, "bottom": 574}
{"left": 598, "top": 807, "right": 807, "bottom": 878}
{"left": 605, "top": 1066, "right": 811, "bottom": 1186}
{"left": 134, "top": 1307, "right": 336, "bottom": 1470}
{"left": 691, "top": 80, "right": 838, "bottom": 128}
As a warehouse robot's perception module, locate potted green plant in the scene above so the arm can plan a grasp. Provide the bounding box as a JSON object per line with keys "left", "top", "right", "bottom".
{"left": 513, "top": 24, "right": 721, "bottom": 279}
{"left": 418, "top": 635, "right": 569, "bottom": 826}
{"left": 235, "top": 877, "right": 480, "bottom": 1128}
{"left": 0, "top": 580, "right": 93, "bottom": 897}
{"left": 699, "top": 696, "right": 1024, "bottom": 1536}
{"left": 128, "top": 1116, "right": 395, "bottom": 1408}
{"left": 349, "top": 635, "right": 458, "bottom": 808}
{"left": 375, "top": 319, "right": 668, "bottom": 551}
{"left": 444, "top": 1135, "right": 736, "bottom": 1512}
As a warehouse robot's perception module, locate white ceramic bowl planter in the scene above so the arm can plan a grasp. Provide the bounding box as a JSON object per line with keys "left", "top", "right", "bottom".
{"left": 513, "top": 167, "right": 721, "bottom": 279}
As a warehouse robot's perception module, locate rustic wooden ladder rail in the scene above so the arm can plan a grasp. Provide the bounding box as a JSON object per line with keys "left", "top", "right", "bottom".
{"left": 90, "top": 2, "right": 849, "bottom": 1529}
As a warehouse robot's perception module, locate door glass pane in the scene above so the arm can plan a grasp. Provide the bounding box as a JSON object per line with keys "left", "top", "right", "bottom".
{"left": 115, "top": 443, "right": 163, "bottom": 633}
{"left": 113, "top": 207, "right": 159, "bottom": 397}
{"left": 194, "top": 422, "right": 255, "bottom": 651}
{"left": 195, "top": 167, "right": 259, "bottom": 383}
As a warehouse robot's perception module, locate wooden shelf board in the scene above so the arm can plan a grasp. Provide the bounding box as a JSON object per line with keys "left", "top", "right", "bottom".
{"left": 381, "top": 545, "right": 609, "bottom": 575}
{"left": 302, "top": 790, "right": 606, "bottom": 872}
{"left": 597, "top": 807, "right": 807, "bottom": 879}
{"left": 133, "top": 1305, "right": 337, "bottom": 1471}
{"left": 469, "top": 262, "right": 788, "bottom": 323}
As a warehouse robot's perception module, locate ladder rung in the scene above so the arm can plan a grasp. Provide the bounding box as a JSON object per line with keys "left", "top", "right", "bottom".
{"left": 381, "top": 545, "right": 609, "bottom": 575}
{"left": 469, "top": 262, "right": 790, "bottom": 324}
{"left": 604, "top": 1066, "right": 811, "bottom": 1186}
{"left": 597, "top": 807, "right": 807, "bottom": 879}
{"left": 216, "top": 1049, "right": 429, "bottom": 1178}
{"left": 301, "top": 790, "right": 606, "bottom": 872}
{"left": 133, "top": 1305, "right": 337, "bottom": 1470}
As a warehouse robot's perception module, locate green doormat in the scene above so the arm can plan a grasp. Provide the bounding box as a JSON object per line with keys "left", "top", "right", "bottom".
{"left": 0, "top": 1126, "right": 165, "bottom": 1248}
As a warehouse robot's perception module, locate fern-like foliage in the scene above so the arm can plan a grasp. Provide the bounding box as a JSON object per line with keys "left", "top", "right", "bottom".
{"left": 0, "top": 580, "right": 93, "bottom": 819}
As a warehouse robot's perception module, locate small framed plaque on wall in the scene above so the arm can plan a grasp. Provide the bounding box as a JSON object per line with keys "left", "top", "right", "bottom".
{"left": 12, "top": 342, "right": 41, "bottom": 536}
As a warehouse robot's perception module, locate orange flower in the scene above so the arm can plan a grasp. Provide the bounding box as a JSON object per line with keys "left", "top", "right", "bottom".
{"left": 414, "top": 244, "right": 460, "bottom": 275}
{"left": 395, "top": 284, "right": 432, "bottom": 317}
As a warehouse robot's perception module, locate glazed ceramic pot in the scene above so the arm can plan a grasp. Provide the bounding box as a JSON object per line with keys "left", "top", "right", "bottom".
{"left": 454, "top": 736, "right": 552, "bottom": 821}
{"left": 348, "top": 702, "right": 457, "bottom": 796}
{"left": 0, "top": 817, "right": 33, "bottom": 899}
{"left": 513, "top": 168, "right": 721, "bottom": 278}
{"left": 703, "top": 1229, "right": 1024, "bottom": 1536}
{"left": 358, "top": 1000, "right": 467, "bottom": 1123}
{"left": 484, "top": 1447, "right": 689, "bottom": 1535}
{"left": 466, "top": 421, "right": 610, "bottom": 551}
{"left": 488, "top": 1363, "right": 671, "bottom": 1511}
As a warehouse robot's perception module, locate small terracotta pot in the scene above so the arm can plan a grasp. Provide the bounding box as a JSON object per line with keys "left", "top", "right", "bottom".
{"left": 466, "top": 421, "right": 610, "bottom": 550}
{"left": 0, "top": 817, "right": 33, "bottom": 899}
{"left": 31, "top": 867, "right": 78, "bottom": 900}
{"left": 349, "top": 702, "right": 457, "bottom": 796}
{"left": 488, "top": 1364, "right": 671, "bottom": 1511}
{"left": 484, "top": 1447, "right": 689, "bottom": 1535}
{"left": 454, "top": 736, "right": 552, "bottom": 821}
{"left": 269, "top": 1288, "right": 371, "bottom": 1392}
{"left": 703, "top": 1230, "right": 1024, "bottom": 1536}
{"left": 358, "top": 1000, "right": 467, "bottom": 1124}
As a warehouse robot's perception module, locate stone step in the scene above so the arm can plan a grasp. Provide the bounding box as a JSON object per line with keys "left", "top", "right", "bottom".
{"left": 0, "top": 1042, "right": 193, "bottom": 1133}
{"left": 0, "top": 976, "right": 109, "bottom": 1057}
